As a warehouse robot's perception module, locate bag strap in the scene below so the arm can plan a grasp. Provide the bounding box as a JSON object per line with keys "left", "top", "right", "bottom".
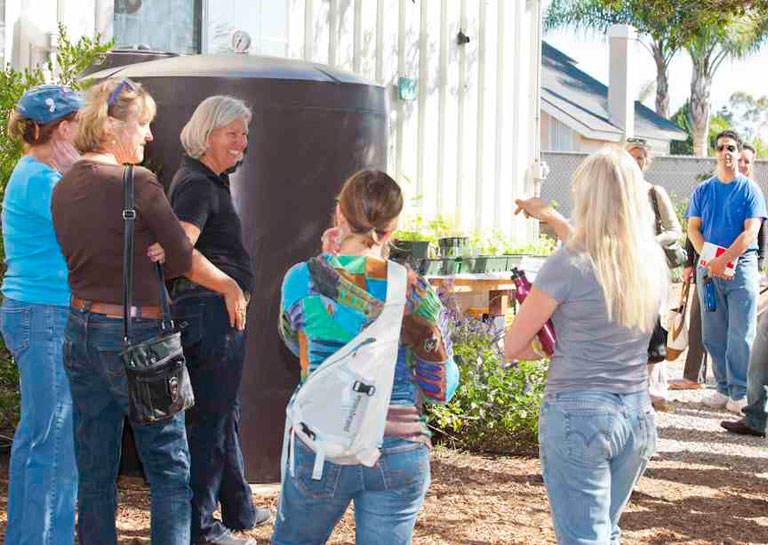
{"left": 649, "top": 186, "right": 662, "bottom": 236}
{"left": 123, "top": 165, "right": 136, "bottom": 344}
{"left": 123, "top": 166, "right": 174, "bottom": 345}
{"left": 384, "top": 260, "right": 407, "bottom": 307}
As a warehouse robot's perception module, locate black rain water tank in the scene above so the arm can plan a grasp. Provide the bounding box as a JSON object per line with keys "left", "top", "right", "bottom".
{"left": 88, "top": 54, "right": 389, "bottom": 481}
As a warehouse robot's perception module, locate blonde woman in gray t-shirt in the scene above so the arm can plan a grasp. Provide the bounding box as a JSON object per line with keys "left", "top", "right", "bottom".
{"left": 506, "top": 146, "right": 668, "bottom": 544}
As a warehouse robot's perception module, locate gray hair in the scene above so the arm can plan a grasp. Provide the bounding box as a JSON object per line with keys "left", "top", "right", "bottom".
{"left": 180, "top": 95, "right": 252, "bottom": 158}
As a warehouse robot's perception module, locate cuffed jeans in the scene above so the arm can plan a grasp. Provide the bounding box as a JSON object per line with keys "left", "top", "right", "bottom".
{"left": 0, "top": 299, "right": 76, "bottom": 545}
{"left": 171, "top": 288, "right": 255, "bottom": 543}
{"left": 64, "top": 309, "right": 191, "bottom": 545}
{"left": 272, "top": 436, "right": 430, "bottom": 545}
{"left": 743, "top": 309, "right": 768, "bottom": 433}
{"left": 697, "top": 253, "right": 759, "bottom": 400}
{"left": 539, "top": 391, "right": 656, "bottom": 545}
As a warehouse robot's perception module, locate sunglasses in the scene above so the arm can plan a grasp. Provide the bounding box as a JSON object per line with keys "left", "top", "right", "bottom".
{"left": 717, "top": 144, "right": 737, "bottom": 153}
{"left": 107, "top": 80, "right": 136, "bottom": 106}
{"left": 626, "top": 137, "right": 647, "bottom": 144}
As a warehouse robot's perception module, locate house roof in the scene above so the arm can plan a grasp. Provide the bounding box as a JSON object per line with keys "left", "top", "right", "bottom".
{"left": 541, "top": 42, "right": 687, "bottom": 143}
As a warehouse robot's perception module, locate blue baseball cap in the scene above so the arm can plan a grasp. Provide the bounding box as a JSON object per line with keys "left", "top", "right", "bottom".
{"left": 16, "top": 84, "right": 83, "bottom": 125}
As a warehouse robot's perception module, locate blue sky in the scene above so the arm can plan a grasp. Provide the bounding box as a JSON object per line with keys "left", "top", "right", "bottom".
{"left": 543, "top": 26, "right": 768, "bottom": 118}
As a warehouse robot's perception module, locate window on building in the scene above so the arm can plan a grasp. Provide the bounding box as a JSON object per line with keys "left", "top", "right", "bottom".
{"left": 113, "top": 0, "right": 202, "bottom": 54}
{"left": 550, "top": 117, "right": 574, "bottom": 152}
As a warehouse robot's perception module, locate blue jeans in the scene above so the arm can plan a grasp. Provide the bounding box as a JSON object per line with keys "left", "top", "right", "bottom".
{"left": 697, "top": 253, "right": 759, "bottom": 400}
{"left": 538, "top": 391, "right": 656, "bottom": 545}
{"left": 63, "top": 309, "right": 191, "bottom": 545}
{"left": 0, "top": 299, "right": 76, "bottom": 545}
{"left": 271, "top": 436, "right": 430, "bottom": 545}
{"left": 743, "top": 310, "right": 768, "bottom": 433}
{"left": 171, "top": 288, "right": 255, "bottom": 543}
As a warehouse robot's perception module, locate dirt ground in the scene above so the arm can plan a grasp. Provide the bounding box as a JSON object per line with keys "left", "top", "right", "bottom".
{"left": 0, "top": 357, "right": 766, "bottom": 544}
{"left": 1, "top": 398, "right": 766, "bottom": 545}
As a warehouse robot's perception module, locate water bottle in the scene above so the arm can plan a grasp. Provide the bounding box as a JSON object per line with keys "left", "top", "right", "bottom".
{"left": 703, "top": 274, "right": 717, "bottom": 312}
{"left": 510, "top": 268, "right": 556, "bottom": 356}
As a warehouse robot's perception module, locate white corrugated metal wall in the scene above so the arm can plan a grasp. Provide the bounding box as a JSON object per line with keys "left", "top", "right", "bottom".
{"left": 287, "top": 0, "right": 542, "bottom": 242}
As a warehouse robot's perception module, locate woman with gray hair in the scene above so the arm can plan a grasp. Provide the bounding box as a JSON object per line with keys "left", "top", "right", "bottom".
{"left": 168, "top": 95, "right": 269, "bottom": 545}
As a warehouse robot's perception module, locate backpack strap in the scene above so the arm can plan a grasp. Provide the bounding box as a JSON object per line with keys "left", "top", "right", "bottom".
{"left": 384, "top": 260, "right": 407, "bottom": 306}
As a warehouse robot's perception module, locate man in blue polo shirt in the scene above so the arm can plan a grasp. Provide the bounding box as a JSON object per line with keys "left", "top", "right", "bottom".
{"left": 686, "top": 130, "right": 767, "bottom": 413}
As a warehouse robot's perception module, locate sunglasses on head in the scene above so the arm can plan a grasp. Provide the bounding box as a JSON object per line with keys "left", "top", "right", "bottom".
{"left": 717, "top": 144, "right": 737, "bottom": 153}
{"left": 626, "top": 137, "right": 647, "bottom": 144}
{"left": 107, "top": 80, "right": 136, "bottom": 106}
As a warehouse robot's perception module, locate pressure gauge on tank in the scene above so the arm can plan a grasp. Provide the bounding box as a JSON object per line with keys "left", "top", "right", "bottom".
{"left": 231, "top": 30, "right": 252, "bottom": 54}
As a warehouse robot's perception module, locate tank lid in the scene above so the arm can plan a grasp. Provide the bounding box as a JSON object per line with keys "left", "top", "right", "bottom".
{"left": 85, "top": 54, "right": 378, "bottom": 85}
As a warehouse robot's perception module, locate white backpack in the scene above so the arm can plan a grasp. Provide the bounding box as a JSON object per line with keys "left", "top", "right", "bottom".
{"left": 280, "top": 260, "right": 407, "bottom": 482}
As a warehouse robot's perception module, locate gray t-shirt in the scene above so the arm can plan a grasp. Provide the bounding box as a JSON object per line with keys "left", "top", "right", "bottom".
{"left": 533, "top": 247, "right": 651, "bottom": 394}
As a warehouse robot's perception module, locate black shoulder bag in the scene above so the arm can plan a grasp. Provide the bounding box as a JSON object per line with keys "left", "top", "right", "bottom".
{"left": 119, "top": 165, "right": 194, "bottom": 425}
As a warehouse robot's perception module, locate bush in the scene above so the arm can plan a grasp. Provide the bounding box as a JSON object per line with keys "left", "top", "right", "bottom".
{"left": 426, "top": 285, "right": 547, "bottom": 454}
{"left": 0, "top": 25, "right": 112, "bottom": 434}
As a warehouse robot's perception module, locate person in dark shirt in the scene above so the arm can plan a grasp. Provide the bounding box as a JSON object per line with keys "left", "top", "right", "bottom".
{"left": 51, "top": 79, "right": 247, "bottom": 545}
{"left": 167, "top": 95, "right": 269, "bottom": 545}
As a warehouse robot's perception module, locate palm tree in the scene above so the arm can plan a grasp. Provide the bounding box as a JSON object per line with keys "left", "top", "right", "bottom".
{"left": 686, "top": 13, "right": 768, "bottom": 156}
{"left": 545, "top": 0, "right": 679, "bottom": 118}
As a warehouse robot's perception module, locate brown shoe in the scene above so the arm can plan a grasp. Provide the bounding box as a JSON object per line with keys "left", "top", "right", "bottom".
{"left": 652, "top": 399, "right": 671, "bottom": 412}
{"left": 669, "top": 379, "right": 704, "bottom": 390}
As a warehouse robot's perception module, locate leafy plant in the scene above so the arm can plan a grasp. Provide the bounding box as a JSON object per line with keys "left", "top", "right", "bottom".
{"left": 0, "top": 25, "right": 112, "bottom": 434}
{"left": 426, "top": 285, "right": 548, "bottom": 454}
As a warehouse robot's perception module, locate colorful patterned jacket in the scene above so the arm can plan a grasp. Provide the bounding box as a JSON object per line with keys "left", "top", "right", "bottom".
{"left": 279, "top": 254, "right": 458, "bottom": 444}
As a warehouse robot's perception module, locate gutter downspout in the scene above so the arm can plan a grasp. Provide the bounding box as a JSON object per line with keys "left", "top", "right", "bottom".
{"left": 531, "top": 0, "right": 546, "bottom": 198}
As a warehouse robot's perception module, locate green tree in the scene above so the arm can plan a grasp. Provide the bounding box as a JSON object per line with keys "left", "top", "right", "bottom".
{"left": 716, "top": 91, "right": 768, "bottom": 143}
{"left": 686, "top": 12, "right": 768, "bottom": 156}
{"left": 669, "top": 100, "right": 693, "bottom": 155}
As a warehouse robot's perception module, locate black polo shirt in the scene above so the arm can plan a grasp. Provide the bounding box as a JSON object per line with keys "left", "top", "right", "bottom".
{"left": 168, "top": 156, "right": 253, "bottom": 292}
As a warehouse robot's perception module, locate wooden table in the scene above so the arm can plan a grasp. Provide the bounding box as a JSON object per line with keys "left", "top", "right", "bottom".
{"left": 426, "top": 273, "right": 518, "bottom": 318}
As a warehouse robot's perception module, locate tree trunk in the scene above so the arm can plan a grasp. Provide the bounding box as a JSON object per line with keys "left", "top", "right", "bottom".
{"left": 690, "top": 59, "right": 713, "bottom": 157}
{"left": 652, "top": 43, "right": 670, "bottom": 118}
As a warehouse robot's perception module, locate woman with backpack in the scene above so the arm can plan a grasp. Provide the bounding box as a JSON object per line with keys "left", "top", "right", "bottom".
{"left": 508, "top": 147, "right": 668, "bottom": 544}
{"left": 273, "top": 170, "right": 458, "bottom": 545}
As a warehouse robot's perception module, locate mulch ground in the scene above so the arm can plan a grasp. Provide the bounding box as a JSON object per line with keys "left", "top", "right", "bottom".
{"left": 0, "top": 346, "right": 767, "bottom": 544}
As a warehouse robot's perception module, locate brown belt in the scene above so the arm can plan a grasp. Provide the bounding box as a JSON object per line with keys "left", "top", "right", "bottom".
{"left": 70, "top": 297, "right": 163, "bottom": 320}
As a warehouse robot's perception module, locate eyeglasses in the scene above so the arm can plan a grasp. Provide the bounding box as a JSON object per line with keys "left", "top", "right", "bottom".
{"left": 626, "top": 137, "right": 647, "bottom": 144}
{"left": 717, "top": 144, "right": 737, "bottom": 153}
{"left": 107, "top": 80, "right": 136, "bottom": 106}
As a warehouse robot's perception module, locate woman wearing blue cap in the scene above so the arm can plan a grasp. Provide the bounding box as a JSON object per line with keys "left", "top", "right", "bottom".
{"left": 0, "top": 84, "right": 83, "bottom": 545}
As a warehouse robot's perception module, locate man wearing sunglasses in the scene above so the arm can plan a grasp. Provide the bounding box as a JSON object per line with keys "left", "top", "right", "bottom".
{"left": 685, "top": 130, "right": 767, "bottom": 413}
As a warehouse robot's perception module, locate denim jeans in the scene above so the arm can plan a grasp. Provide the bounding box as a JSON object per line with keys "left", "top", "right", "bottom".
{"left": 538, "top": 391, "right": 656, "bottom": 545}
{"left": 271, "top": 436, "right": 430, "bottom": 545}
{"left": 0, "top": 298, "right": 76, "bottom": 545}
{"left": 63, "top": 309, "right": 191, "bottom": 545}
{"left": 743, "top": 310, "right": 768, "bottom": 433}
{"left": 697, "top": 253, "right": 759, "bottom": 400}
{"left": 171, "top": 288, "right": 255, "bottom": 543}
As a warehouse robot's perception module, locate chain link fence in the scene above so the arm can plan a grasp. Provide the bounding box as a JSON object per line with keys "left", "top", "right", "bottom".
{"left": 541, "top": 151, "right": 768, "bottom": 216}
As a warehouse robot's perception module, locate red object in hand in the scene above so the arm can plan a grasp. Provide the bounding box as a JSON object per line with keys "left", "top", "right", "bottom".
{"left": 511, "top": 267, "right": 556, "bottom": 357}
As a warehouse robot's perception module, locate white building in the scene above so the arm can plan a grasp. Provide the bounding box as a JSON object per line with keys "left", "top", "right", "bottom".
{"left": 3, "top": 0, "right": 545, "bottom": 242}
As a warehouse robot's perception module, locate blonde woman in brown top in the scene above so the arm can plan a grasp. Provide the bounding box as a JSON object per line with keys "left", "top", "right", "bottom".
{"left": 51, "top": 78, "right": 247, "bottom": 545}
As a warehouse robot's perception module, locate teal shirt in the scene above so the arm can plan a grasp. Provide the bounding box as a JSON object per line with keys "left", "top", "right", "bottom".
{"left": 2, "top": 156, "right": 69, "bottom": 306}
